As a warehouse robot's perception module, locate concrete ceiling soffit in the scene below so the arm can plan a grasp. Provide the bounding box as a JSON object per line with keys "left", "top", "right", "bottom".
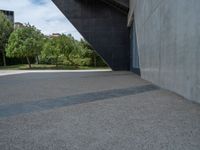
{"left": 100, "top": 0, "right": 129, "bottom": 15}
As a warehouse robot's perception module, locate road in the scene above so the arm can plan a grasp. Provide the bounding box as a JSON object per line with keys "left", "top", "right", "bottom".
{"left": 0, "top": 71, "right": 200, "bottom": 150}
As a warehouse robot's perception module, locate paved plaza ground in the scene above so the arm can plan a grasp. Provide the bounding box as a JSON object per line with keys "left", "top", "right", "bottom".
{"left": 0, "top": 70, "right": 200, "bottom": 150}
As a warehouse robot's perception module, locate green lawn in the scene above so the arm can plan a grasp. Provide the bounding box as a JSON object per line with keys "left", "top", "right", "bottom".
{"left": 0, "top": 64, "right": 109, "bottom": 70}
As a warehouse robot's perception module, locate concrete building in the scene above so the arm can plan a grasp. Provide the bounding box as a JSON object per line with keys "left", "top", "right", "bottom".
{"left": 51, "top": 33, "right": 61, "bottom": 37}
{"left": 14, "top": 22, "right": 24, "bottom": 29}
{"left": 0, "top": 9, "right": 14, "bottom": 23}
{"left": 52, "top": 0, "right": 200, "bottom": 103}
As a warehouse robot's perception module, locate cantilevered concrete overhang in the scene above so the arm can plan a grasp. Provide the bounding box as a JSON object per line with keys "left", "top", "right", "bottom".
{"left": 127, "top": 0, "right": 135, "bottom": 27}
{"left": 108, "top": 0, "right": 129, "bottom": 8}
{"left": 52, "top": 0, "right": 130, "bottom": 70}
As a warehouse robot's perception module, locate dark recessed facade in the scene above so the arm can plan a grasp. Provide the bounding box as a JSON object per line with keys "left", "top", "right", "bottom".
{"left": 0, "top": 9, "right": 14, "bottom": 23}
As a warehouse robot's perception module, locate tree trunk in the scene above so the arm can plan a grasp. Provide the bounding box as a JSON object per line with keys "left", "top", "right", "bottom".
{"left": 56, "top": 59, "right": 58, "bottom": 68}
{"left": 93, "top": 53, "right": 97, "bottom": 67}
{"left": 35, "top": 55, "right": 39, "bottom": 64}
{"left": 55, "top": 57, "right": 59, "bottom": 68}
{"left": 2, "top": 51, "right": 7, "bottom": 66}
{"left": 21, "top": 58, "right": 23, "bottom": 64}
{"left": 26, "top": 57, "right": 31, "bottom": 69}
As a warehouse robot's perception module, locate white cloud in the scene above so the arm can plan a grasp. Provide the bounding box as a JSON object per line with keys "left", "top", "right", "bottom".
{"left": 0, "top": 0, "right": 82, "bottom": 40}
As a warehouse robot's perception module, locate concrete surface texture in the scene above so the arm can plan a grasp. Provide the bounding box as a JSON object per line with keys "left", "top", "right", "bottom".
{"left": 0, "top": 69, "right": 111, "bottom": 77}
{"left": 112, "top": 0, "right": 129, "bottom": 7}
{"left": 0, "top": 71, "right": 200, "bottom": 150}
{"left": 129, "top": 0, "right": 200, "bottom": 103}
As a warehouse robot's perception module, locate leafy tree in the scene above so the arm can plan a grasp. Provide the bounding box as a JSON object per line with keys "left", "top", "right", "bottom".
{"left": 41, "top": 37, "right": 62, "bottom": 67}
{"left": 79, "top": 39, "right": 96, "bottom": 66}
{"left": 57, "top": 34, "right": 78, "bottom": 66}
{"left": 33, "top": 29, "right": 44, "bottom": 64}
{"left": 79, "top": 39, "right": 107, "bottom": 67}
{"left": 0, "top": 12, "right": 13, "bottom": 66}
{"left": 40, "top": 35, "right": 78, "bottom": 66}
{"left": 5, "top": 22, "right": 107, "bottom": 68}
{"left": 6, "top": 24, "right": 43, "bottom": 68}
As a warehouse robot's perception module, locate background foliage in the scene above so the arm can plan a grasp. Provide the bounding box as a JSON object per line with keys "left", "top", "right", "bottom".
{"left": 0, "top": 12, "right": 107, "bottom": 69}
{"left": 0, "top": 12, "right": 13, "bottom": 66}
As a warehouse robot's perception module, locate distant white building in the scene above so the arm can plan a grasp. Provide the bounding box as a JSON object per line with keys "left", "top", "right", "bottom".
{"left": 51, "top": 33, "right": 61, "bottom": 37}
{"left": 14, "top": 22, "right": 24, "bottom": 29}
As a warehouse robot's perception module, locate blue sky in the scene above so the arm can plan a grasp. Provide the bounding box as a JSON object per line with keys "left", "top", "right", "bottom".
{"left": 31, "top": 0, "right": 47, "bottom": 5}
{"left": 0, "top": 0, "right": 82, "bottom": 40}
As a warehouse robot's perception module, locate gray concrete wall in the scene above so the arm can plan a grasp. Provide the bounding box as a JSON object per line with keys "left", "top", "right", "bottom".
{"left": 129, "top": 0, "right": 200, "bottom": 103}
